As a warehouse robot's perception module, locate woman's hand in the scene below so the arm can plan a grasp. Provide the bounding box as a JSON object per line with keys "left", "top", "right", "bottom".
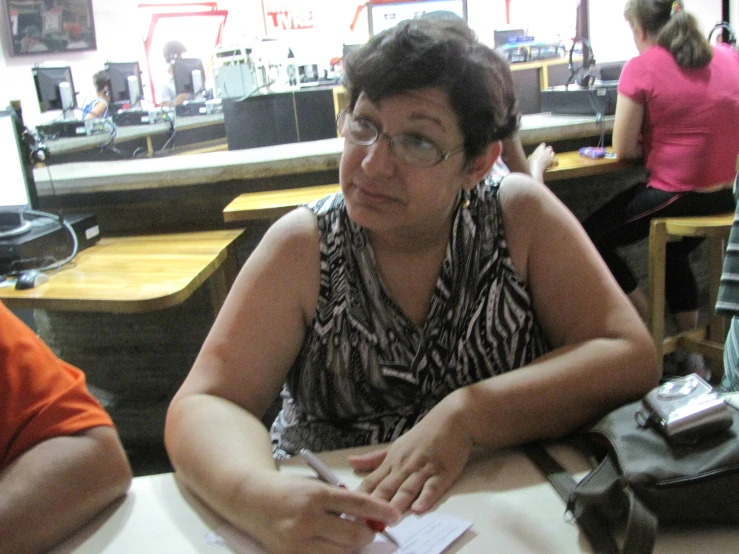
{"left": 349, "top": 399, "right": 473, "bottom": 515}
{"left": 242, "top": 473, "right": 400, "bottom": 554}
{"left": 527, "top": 142, "right": 557, "bottom": 183}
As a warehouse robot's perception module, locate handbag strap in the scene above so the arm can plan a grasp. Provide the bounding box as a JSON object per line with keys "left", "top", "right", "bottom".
{"left": 524, "top": 443, "right": 619, "bottom": 554}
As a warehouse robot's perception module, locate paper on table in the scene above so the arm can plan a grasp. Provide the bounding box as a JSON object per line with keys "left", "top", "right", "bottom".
{"left": 205, "top": 512, "right": 472, "bottom": 554}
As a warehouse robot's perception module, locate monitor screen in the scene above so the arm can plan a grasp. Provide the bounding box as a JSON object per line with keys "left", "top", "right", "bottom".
{"left": 0, "top": 109, "right": 38, "bottom": 213}
{"left": 494, "top": 29, "right": 526, "bottom": 47}
{"left": 369, "top": 0, "right": 466, "bottom": 35}
{"left": 33, "top": 66, "right": 77, "bottom": 112}
{"left": 106, "top": 61, "right": 143, "bottom": 106}
{"left": 172, "top": 58, "right": 206, "bottom": 96}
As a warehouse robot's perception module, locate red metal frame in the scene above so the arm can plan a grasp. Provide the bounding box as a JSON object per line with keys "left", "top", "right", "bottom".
{"left": 138, "top": 3, "right": 218, "bottom": 12}
{"left": 143, "top": 10, "right": 228, "bottom": 104}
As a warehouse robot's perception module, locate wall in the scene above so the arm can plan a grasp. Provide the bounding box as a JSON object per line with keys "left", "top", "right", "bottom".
{"left": 0, "top": 0, "right": 732, "bottom": 129}
{"left": 591, "top": 0, "right": 724, "bottom": 63}
{"left": 0, "top": 0, "right": 265, "bottom": 128}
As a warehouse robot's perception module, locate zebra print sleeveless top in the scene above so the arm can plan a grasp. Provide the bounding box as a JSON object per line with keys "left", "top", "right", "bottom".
{"left": 271, "top": 182, "right": 549, "bottom": 457}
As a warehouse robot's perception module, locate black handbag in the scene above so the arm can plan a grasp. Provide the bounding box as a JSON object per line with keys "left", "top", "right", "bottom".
{"left": 525, "top": 398, "right": 739, "bottom": 554}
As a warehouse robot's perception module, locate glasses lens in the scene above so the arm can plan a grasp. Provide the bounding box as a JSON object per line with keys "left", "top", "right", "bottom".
{"left": 337, "top": 112, "right": 377, "bottom": 145}
{"left": 392, "top": 135, "right": 440, "bottom": 167}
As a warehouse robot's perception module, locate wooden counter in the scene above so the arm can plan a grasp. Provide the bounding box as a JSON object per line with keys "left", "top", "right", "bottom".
{"left": 0, "top": 230, "right": 245, "bottom": 314}
{"left": 43, "top": 113, "right": 225, "bottom": 157}
{"left": 222, "top": 151, "right": 637, "bottom": 223}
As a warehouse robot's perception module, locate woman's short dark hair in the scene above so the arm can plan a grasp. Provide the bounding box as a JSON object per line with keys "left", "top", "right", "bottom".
{"left": 163, "top": 40, "right": 187, "bottom": 60}
{"left": 624, "top": 0, "right": 712, "bottom": 69}
{"left": 93, "top": 70, "right": 110, "bottom": 93}
{"left": 343, "top": 18, "right": 520, "bottom": 160}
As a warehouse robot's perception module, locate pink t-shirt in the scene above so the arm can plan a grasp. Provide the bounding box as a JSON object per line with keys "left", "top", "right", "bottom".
{"left": 618, "top": 45, "right": 739, "bottom": 192}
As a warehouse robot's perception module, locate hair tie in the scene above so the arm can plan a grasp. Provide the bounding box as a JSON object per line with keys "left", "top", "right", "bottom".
{"left": 671, "top": 0, "right": 683, "bottom": 16}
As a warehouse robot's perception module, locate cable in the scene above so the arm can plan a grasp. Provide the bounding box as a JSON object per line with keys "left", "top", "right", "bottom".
{"left": 0, "top": 209, "right": 79, "bottom": 277}
{"left": 156, "top": 110, "right": 177, "bottom": 154}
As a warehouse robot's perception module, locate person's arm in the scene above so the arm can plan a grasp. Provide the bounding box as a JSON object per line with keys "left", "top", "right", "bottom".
{"left": 165, "top": 208, "right": 398, "bottom": 554}
{"left": 0, "top": 426, "right": 131, "bottom": 554}
{"left": 351, "top": 175, "right": 659, "bottom": 514}
{"left": 501, "top": 135, "right": 556, "bottom": 183}
{"left": 526, "top": 142, "right": 557, "bottom": 183}
{"left": 500, "top": 134, "right": 530, "bottom": 174}
{"left": 84, "top": 99, "right": 108, "bottom": 120}
{"left": 612, "top": 93, "right": 644, "bottom": 159}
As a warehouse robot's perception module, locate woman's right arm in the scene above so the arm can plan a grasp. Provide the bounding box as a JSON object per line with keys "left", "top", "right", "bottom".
{"left": 164, "top": 209, "right": 397, "bottom": 554}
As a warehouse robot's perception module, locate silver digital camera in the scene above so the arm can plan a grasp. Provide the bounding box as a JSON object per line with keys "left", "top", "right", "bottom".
{"left": 642, "top": 373, "right": 733, "bottom": 442}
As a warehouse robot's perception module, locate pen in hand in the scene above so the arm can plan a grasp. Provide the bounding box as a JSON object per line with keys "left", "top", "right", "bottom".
{"left": 300, "top": 449, "right": 400, "bottom": 548}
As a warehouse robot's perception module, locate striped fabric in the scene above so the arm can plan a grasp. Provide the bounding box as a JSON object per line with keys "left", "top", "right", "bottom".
{"left": 270, "top": 182, "right": 550, "bottom": 457}
{"left": 715, "top": 172, "right": 739, "bottom": 390}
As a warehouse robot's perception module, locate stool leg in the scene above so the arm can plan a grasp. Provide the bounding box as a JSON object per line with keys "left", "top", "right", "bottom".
{"left": 707, "top": 235, "right": 727, "bottom": 383}
{"left": 648, "top": 220, "right": 668, "bottom": 374}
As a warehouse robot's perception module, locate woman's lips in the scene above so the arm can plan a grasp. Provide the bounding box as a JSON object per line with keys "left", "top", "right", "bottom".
{"left": 351, "top": 183, "right": 398, "bottom": 204}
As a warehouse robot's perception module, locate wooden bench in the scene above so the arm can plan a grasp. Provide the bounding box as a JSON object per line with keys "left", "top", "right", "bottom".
{"left": 222, "top": 150, "right": 637, "bottom": 223}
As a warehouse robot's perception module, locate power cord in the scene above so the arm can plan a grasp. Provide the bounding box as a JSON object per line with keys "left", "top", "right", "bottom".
{"left": 0, "top": 209, "right": 79, "bottom": 278}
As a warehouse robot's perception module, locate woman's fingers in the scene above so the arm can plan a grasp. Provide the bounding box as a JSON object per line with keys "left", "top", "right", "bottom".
{"left": 348, "top": 447, "right": 389, "bottom": 472}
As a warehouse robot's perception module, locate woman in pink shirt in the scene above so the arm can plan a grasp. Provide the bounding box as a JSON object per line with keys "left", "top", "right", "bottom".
{"left": 584, "top": 0, "right": 739, "bottom": 375}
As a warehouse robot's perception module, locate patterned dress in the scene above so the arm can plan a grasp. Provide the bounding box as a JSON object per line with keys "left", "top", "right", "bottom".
{"left": 271, "top": 181, "right": 550, "bottom": 457}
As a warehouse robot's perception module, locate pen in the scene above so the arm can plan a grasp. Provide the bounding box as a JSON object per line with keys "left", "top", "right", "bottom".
{"left": 300, "top": 448, "right": 400, "bottom": 548}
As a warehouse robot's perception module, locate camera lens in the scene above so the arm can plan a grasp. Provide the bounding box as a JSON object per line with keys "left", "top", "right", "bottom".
{"left": 657, "top": 375, "right": 699, "bottom": 399}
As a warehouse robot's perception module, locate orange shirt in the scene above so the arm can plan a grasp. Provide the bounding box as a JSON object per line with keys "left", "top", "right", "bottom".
{"left": 0, "top": 302, "right": 113, "bottom": 469}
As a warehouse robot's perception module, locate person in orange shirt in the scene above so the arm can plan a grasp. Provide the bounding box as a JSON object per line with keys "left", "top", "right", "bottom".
{"left": 0, "top": 301, "right": 132, "bottom": 554}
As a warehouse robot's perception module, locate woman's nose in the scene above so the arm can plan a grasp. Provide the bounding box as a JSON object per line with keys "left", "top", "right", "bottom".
{"left": 360, "top": 135, "right": 395, "bottom": 176}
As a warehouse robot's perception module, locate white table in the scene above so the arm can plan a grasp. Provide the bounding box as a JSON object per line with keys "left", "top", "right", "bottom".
{"left": 50, "top": 444, "right": 738, "bottom": 553}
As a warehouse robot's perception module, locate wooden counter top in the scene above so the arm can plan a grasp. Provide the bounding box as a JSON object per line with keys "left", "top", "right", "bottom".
{"left": 33, "top": 114, "right": 614, "bottom": 196}
{"left": 221, "top": 150, "right": 636, "bottom": 222}
{"left": 0, "top": 230, "right": 244, "bottom": 313}
{"left": 42, "top": 113, "right": 225, "bottom": 156}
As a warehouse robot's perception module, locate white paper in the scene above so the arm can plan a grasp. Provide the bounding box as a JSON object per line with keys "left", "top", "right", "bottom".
{"left": 207, "top": 512, "right": 472, "bottom": 554}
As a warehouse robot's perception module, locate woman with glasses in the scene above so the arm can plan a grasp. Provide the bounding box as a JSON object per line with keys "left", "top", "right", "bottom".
{"left": 583, "top": 0, "right": 739, "bottom": 377}
{"left": 166, "top": 18, "right": 658, "bottom": 554}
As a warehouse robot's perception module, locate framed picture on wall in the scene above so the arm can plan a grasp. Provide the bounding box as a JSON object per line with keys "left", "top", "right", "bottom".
{"left": 6, "top": 0, "right": 97, "bottom": 56}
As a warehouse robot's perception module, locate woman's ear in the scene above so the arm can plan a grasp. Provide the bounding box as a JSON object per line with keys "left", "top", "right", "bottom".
{"left": 462, "top": 141, "right": 502, "bottom": 190}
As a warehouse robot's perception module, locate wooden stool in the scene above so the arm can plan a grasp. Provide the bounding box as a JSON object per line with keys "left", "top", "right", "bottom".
{"left": 647, "top": 213, "right": 734, "bottom": 379}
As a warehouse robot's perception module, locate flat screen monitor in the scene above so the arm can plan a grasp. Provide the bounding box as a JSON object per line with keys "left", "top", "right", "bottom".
{"left": 172, "top": 58, "right": 206, "bottom": 96}
{"left": 599, "top": 62, "right": 624, "bottom": 83}
{"left": 105, "top": 61, "right": 143, "bottom": 106}
{"left": 369, "top": 0, "right": 466, "bottom": 35}
{"left": 0, "top": 109, "right": 38, "bottom": 237}
{"left": 494, "top": 29, "right": 525, "bottom": 47}
{"left": 32, "top": 66, "right": 77, "bottom": 113}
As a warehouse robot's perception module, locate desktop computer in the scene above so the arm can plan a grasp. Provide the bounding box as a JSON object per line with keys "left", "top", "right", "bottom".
{"left": 0, "top": 213, "right": 100, "bottom": 274}
{"left": 540, "top": 84, "right": 618, "bottom": 117}
{"left": 36, "top": 120, "right": 87, "bottom": 139}
{"left": 175, "top": 101, "right": 209, "bottom": 117}
{"left": 113, "top": 108, "right": 175, "bottom": 126}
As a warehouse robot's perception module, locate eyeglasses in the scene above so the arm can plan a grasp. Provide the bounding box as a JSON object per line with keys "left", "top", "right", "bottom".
{"left": 336, "top": 110, "right": 464, "bottom": 168}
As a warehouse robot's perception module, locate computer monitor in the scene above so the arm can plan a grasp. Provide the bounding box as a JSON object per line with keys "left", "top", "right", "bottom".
{"left": 599, "top": 62, "right": 624, "bottom": 83}
{"left": 105, "top": 61, "right": 143, "bottom": 107}
{"left": 172, "top": 58, "right": 206, "bottom": 96}
{"left": 494, "top": 29, "right": 525, "bottom": 47}
{"left": 32, "top": 66, "right": 77, "bottom": 114}
{"left": 0, "top": 109, "right": 39, "bottom": 238}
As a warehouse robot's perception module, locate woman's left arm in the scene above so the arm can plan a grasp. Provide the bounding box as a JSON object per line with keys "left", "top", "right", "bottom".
{"left": 353, "top": 176, "right": 659, "bottom": 513}
{"left": 612, "top": 93, "right": 644, "bottom": 159}
{"left": 84, "top": 100, "right": 108, "bottom": 120}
